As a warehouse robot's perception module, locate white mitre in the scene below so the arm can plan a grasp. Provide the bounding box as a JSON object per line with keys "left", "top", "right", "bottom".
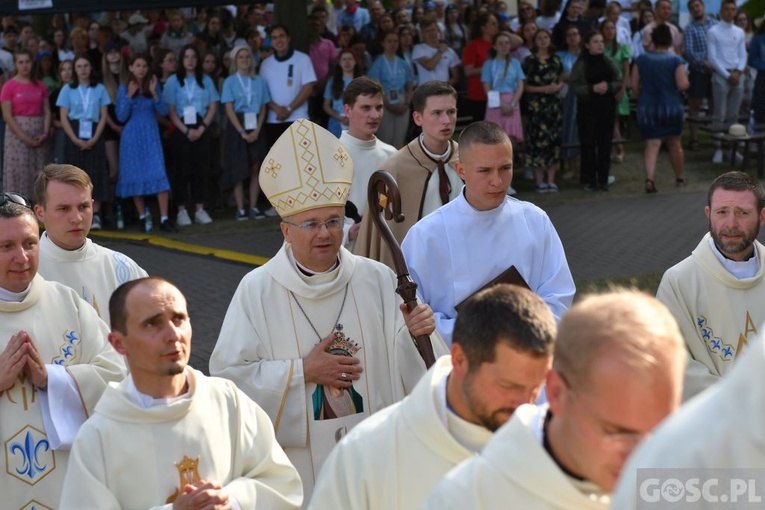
{"left": 259, "top": 118, "right": 355, "bottom": 218}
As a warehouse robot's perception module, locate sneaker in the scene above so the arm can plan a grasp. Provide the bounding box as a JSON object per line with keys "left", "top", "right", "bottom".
{"left": 91, "top": 213, "right": 102, "bottom": 230}
{"left": 176, "top": 209, "right": 192, "bottom": 227}
{"left": 583, "top": 184, "right": 598, "bottom": 192}
{"left": 236, "top": 210, "right": 249, "bottom": 221}
{"left": 194, "top": 209, "right": 213, "bottom": 225}
{"left": 607, "top": 175, "right": 616, "bottom": 185}
{"left": 138, "top": 217, "right": 149, "bottom": 233}
{"left": 263, "top": 207, "right": 279, "bottom": 218}
{"left": 712, "top": 149, "right": 723, "bottom": 164}
{"left": 506, "top": 185, "right": 517, "bottom": 196}
{"left": 535, "top": 183, "right": 549, "bottom": 193}
{"left": 250, "top": 207, "right": 266, "bottom": 220}
{"left": 599, "top": 184, "right": 610, "bottom": 192}
{"left": 160, "top": 219, "right": 178, "bottom": 233}
{"left": 547, "top": 183, "right": 559, "bottom": 192}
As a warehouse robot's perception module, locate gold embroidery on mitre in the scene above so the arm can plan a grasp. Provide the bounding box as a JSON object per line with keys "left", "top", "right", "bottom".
{"left": 166, "top": 455, "right": 201, "bottom": 504}
{"left": 259, "top": 119, "right": 354, "bottom": 217}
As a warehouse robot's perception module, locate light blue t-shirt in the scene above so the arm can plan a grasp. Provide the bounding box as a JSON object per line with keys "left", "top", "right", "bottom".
{"left": 481, "top": 58, "right": 526, "bottom": 93}
{"left": 556, "top": 51, "right": 579, "bottom": 73}
{"left": 56, "top": 83, "right": 111, "bottom": 121}
{"left": 368, "top": 55, "right": 415, "bottom": 101}
{"left": 221, "top": 73, "right": 270, "bottom": 113}
{"left": 324, "top": 76, "right": 352, "bottom": 117}
{"left": 162, "top": 73, "right": 220, "bottom": 118}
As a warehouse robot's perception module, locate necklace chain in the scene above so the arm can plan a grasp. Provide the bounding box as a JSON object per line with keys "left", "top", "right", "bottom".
{"left": 290, "top": 283, "right": 349, "bottom": 343}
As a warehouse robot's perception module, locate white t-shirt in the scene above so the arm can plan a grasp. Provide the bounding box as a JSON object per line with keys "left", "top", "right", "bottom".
{"left": 412, "top": 43, "right": 460, "bottom": 85}
{"left": 260, "top": 50, "right": 317, "bottom": 124}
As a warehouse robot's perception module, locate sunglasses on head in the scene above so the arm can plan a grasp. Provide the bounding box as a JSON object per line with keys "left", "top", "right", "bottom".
{"left": 0, "top": 192, "right": 32, "bottom": 209}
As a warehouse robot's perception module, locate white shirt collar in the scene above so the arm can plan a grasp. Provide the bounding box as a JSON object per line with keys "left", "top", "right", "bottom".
{"left": 125, "top": 368, "right": 192, "bottom": 409}
{"left": 709, "top": 236, "right": 760, "bottom": 279}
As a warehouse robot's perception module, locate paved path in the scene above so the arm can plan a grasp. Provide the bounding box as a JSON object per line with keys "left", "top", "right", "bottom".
{"left": 93, "top": 188, "right": 729, "bottom": 373}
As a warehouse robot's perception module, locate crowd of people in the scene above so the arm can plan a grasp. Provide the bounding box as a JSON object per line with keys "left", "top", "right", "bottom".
{"left": 1, "top": 2, "right": 765, "bottom": 508}
{"left": 0, "top": 1, "right": 761, "bottom": 233}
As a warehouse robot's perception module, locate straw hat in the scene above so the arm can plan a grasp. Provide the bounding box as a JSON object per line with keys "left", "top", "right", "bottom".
{"left": 728, "top": 123, "right": 748, "bottom": 138}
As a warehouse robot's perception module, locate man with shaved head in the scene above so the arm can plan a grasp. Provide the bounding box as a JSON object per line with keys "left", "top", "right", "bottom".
{"left": 424, "top": 290, "right": 687, "bottom": 509}
{"left": 61, "top": 277, "right": 303, "bottom": 509}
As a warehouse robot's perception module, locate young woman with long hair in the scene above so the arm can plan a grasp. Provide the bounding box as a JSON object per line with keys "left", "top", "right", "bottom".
{"left": 1, "top": 49, "right": 51, "bottom": 198}
{"left": 56, "top": 53, "right": 110, "bottom": 227}
{"left": 482, "top": 31, "right": 525, "bottom": 143}
{"left": 162, "top": 44, "right": 219, "bottom": 226}
{"left": 323, "top": 48, "right": 361, "bottom": 138}
{"left": 221, "top": 46, "right": 270, "bottom": 220}
{"left": 116, "top": 53, "right": 174, "bottom": 232}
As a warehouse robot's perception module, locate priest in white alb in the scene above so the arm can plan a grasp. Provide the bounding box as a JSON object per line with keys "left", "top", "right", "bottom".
{"left": 35, "top": 164, "right": 148, "bottom": 325}
{"left": 402, "top": 121, "right": 576, "bottom": 345}
{"left": 612, "top": 332, "right": 765, "bottom": 509}
{"left": 308, "top": 284, "right": 556, "bottom": 510}
{"left": 60, "top": 277, "right": 303, "bottom": 509}
{"left": 423, "top": 291, "right": 687, "bottom": 509}
{"left": 209, "top": 119, "right": 448, "bottom": 501}
{"left": 656, "top": 171, "right": 765, "bottom": 400}
{"left": 0, "top": 193, "right": 125, "bottom": 509}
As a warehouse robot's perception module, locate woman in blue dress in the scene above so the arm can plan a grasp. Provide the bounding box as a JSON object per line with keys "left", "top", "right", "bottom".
{"left": 633, "top": 24, "right": 688, "bottom": 193}
{"left": 116, "top": 53, "right": 174, "bottom": 232}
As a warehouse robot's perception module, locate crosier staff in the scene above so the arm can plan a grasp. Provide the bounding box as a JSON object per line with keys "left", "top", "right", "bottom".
{"left": 368, "top": 170, "right": 437, "bottom": 368}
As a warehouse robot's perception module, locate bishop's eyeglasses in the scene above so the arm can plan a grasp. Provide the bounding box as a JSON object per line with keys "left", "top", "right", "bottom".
{"left": 283, "top": 217, "right": 345, "bottom": 232}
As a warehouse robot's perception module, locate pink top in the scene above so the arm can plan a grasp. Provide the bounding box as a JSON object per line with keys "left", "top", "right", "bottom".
{"left": 0, "top": 78, "right": 48, "bottom": 116}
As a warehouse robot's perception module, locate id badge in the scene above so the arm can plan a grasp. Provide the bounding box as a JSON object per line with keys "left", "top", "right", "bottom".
{"left": 244, "top": 112, "right": 258, "bottom": 131}
{"left": 388, "top": 89, "right": 401, "bottom": 105}
{"left": 78, "top": 120, "right": 93, "bottom": 139}
{"left": 183, "top": 106, "right": 197, "bottom": 125}
{"left": 487, "top": 91, "right": 500, "bottom": 108}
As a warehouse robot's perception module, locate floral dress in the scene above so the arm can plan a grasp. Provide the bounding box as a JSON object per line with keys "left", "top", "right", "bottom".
{"left": 522, "top": 54, "right": 564, "bottom": 168}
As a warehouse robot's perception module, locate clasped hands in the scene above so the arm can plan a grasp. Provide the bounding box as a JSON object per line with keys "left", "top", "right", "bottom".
{"left": 303, "top": 304, "right": 436, "bottom": 386}
{"left": 173, "top": 481, "right": 231, "bottom": 510}
{"left": 0, "top": 331, "right": 48, "bottom": 392}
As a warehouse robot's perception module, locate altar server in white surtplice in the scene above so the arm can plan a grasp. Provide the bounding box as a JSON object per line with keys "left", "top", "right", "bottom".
{"left": 403, "top": 120, "right": 575, "bottom": 345}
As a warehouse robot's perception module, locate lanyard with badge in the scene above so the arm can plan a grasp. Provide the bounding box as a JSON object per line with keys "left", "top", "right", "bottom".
{"left": 77, "top": 86, "right": 93, "bottom": 139}
{"left": 287, "top": 64, "right": 293, "bottom": 87}
{"left": 487, "top": 61, "right": 502, "bottom": 108}
{"left": 237, "top": 74, "right": 258, "bottom": 130}
{"left": 183, "top": 79, "right": 198, "bottom": 125}
{"left": 384, "top": 57, "right": 402, "bottom": 105}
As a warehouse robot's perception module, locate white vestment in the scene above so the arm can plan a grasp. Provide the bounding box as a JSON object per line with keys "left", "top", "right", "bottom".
{"left": 402, "top": 190, "right": 575, "bottom": 345}
{"left": 423, "top": 404, "right": 610, "bottom": 510}
{"left": 656, "top": 233, "right": 765, "bottom": 400}
{"left": 38, "top": 232, "right": 148, "bottom": 326}
{"left": 339, "top": 131, "right": 397, "bottom": 217}
{"left": 309, "top": 356, "right": 491, "bottom": 510}
{"left": 611, "top": 335, "right": 765, "bottom": 509}
{"left": 209, "top": 245, "right": 447, "bottom": 501}
{"left": 60, "top": 368, "right": 303, "bottom": 510}
{"left": 0, "top": 275, "right": 125, "bottom": 509}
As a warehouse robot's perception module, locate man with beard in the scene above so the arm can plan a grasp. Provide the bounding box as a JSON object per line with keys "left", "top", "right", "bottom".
{"left": 308, "top": 284, "right": 555, "bottom": 510}
{"left": 657, "top": 171, "right": 765, "bottom": 400}
{"left": 424, "top": 291, "right": 686, "bottom": 510}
